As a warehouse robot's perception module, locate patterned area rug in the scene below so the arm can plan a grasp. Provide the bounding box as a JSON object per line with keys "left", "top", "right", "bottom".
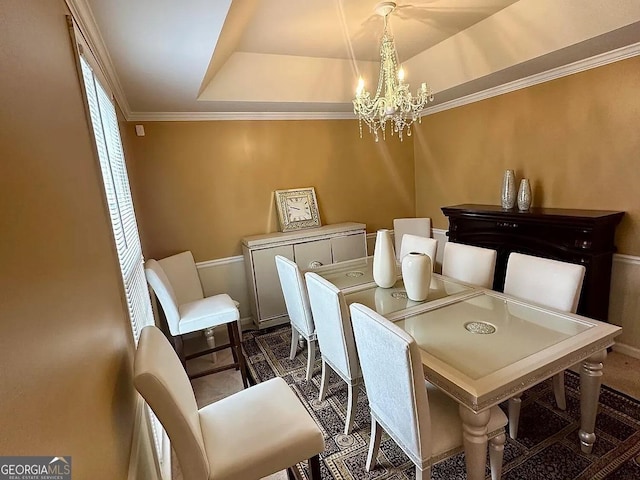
{"left": 242, "top": 325, "right": 640, "bottom": 480}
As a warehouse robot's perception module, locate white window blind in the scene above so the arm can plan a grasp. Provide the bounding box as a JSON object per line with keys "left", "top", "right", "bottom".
{"left": 79, "top": 55, "right": 152, "bottom": 343}
{"left": 78, "top": 53, "right": 167, "bottom": 475}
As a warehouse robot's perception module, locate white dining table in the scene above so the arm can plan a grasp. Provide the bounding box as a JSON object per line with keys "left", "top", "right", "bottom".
{"left": 313, "top": 256, "right": 623, "bottom": 480}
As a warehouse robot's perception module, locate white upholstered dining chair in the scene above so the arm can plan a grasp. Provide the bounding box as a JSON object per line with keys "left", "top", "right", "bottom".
{"left": 275, "top": 255, "right": 317, "bottom": 381}
{"left": 144, "top": 251, "right": 248, "bottom": 387}
{"left": 442, "top": 242, "right": 497, "bottom": 288}
{"left": 394, "top": 217, "right": 432, "bottom": 261}
{"left": 305, "top": 271, "right": 362, "bottom": 435}
{"left": 504, "top": 252, "right": 586, "bottom": 439}
{"left": 350, "top": 303, "right": 507, "bottom": 480}
{"left": 134, "top": 325, "right": 325, "bottom": 480}
{"left": 399, "top": 234, "right": 438, "bottom": 266}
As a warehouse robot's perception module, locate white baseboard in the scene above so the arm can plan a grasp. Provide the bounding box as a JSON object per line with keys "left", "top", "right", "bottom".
{"left": 613, "top": 342, "right": 640, "bottom": 360}
{"left": 240, "top": 316, "right": 254, "bottom": 331}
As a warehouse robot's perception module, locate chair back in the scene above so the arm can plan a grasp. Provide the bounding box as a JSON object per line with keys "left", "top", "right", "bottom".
{"left": 134, "top": 326, "right": 209, "bottom": 480}
{"left": 400, "top": 234, "right": 437, "bottom": 266}
{"left": 305, "top": 272, "right": 360, "bottom": 382}
{"left": 157, "top": 251, "right": 204, "bottom": 305}
{"left": 275, "top": 255, "right": 315, "bottom": 338}
{"left": 504, "top": 252, "right": 586, "bottom": 312}
{"left": 349, "top": 303, "right": 431, "bottom": 466}
{"left": 145, "top": 259, "right": 181, "bottom": 335}
{"left": 442, "top": 242, "right": 497, "bottom": 288}
{"left": 394, "top": 218, "right": 431, "bottom": 260}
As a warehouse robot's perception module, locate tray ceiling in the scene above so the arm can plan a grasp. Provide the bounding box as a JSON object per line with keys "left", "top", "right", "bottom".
{"left": 81, "top": 0, "right": 640, "bottom": 119}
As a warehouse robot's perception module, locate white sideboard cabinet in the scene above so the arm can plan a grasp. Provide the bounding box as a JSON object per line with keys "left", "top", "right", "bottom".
{"left": 242, "top": 222, "right": 367, "bottom": 329}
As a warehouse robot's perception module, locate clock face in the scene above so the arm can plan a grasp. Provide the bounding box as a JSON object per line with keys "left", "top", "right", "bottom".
{"left": 286, "top": 196, "right": 312, "bottom": 221}
{"left": 274, "top": 187, "right": 321, "bottom": 232}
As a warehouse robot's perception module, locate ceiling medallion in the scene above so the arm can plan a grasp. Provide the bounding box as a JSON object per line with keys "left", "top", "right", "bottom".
{"left": 353, "top": 1, "right": 434, "bottom": 142}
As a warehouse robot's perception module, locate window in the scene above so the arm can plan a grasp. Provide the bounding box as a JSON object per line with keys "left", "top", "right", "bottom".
{"left": 76, "top": 50, "right": 168, "bottom": 476}
{"left": 79, "top": 56, "right": 152, "bottom": 343}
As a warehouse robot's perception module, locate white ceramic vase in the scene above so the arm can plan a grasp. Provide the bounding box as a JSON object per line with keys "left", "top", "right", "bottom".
{"left": 401, "top": 252, "right": 432, "bottom": 301}
{"left": 373, "top": 229, "right": 397, "bottom": 288}
{"left": 501, "top": 169, "right": 516, "bottom": 209}
{"left": 517, "top": 178, "right": 532, "bottom": 211}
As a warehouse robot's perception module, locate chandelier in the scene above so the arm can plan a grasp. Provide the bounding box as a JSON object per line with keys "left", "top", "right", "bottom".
{"left": 353, "top": 2, "right": 434, "bottom": 142}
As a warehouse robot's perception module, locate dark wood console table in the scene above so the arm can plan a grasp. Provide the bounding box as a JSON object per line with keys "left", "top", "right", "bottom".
{"left": 441, "top": 204, "right": 624, "bottom": 321}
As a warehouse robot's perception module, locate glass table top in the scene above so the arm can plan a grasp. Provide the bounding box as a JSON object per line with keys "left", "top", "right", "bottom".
{"left": 344, "top": 275, "right": 473, "bottom": 317}
{"left": 311, "top": 256, "right": 382, "bottom": 291}
{"left": 313, "top": 257, "right": 621, "bottom": 410}
{"left": 395, "top": 292, "right": 594, "bottom": 380}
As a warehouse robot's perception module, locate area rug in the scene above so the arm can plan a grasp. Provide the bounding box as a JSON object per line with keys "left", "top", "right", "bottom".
{"left": 242, "top": 325, "right": 640, "bottom": 480}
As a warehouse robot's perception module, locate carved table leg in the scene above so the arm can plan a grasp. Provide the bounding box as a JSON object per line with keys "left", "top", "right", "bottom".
{"left": 579, "top": 349, "right": 607, "bottom": 454}
{"left": 459, "top": 405, "right": 490, "bottom": 480}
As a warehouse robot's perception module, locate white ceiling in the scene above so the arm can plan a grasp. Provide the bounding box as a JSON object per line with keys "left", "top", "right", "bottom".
{"left": 81, "top": 0, "right": 640, "bottom": 119}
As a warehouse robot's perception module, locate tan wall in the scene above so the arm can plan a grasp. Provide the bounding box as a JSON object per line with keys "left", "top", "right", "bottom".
{"left": 414, "top": 56, "right": 640, "bottom": 256}
{"left": 0, "top": 2, "right": 136, "bottom": 477}
{"left": 125, "top": 120, "right": 414, "bottom": 261}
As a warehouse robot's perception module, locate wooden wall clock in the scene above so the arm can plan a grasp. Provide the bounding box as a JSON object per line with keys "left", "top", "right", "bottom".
{"left": 274, "top": 187, "right": 321, "bottom": 232}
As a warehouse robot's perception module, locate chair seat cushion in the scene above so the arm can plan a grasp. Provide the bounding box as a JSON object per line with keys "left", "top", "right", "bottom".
{"left": 178, "top": 294, "right": 239, "bottom": 335}
{"left": 199, "top": 377, "right": 325, "bottom": 480}
{"left": 426, "top": 381, "right": 507, "bottom": 461}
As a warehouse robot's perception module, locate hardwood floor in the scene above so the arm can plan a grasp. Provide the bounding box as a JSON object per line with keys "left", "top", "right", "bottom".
{"left": 572, "top": 349, "right": 640, "bottom": 400}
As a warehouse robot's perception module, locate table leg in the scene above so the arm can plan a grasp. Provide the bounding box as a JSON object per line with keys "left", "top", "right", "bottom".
{"left": 459, "top": 405, "right": 490, "bottom": 480}
{"left": 508, "top": 393, "right": 522, "bottom": 439}
{"left": 579, "top": 349, "right": 607, "bottom": 454}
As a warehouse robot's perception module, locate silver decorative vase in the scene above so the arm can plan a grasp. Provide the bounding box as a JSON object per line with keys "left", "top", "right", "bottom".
{"left": 517, "top": 178, "right": 532, "bottom": 211}
{"left": 501, "top": 169, "right": 516, "bottom": 209}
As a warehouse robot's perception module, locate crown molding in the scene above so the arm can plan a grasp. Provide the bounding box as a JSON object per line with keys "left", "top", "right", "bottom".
{"left": 65, "top": 0, "right": 132, "bottom": 117}
{"left": 422, "top": 41, "right": 640, "bottom": 117}
{"left": 127, "top": 42, "right": 639, "bottom": 122}
{"left": 64, "top": 1, "right": 639, "bottom": 123}
{"left": 127, "top": 111, "right": 356, "bottom": 122}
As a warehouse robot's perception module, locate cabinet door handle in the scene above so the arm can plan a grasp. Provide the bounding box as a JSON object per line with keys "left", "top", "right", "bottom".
{"left": 497, "top": 221, "right": 519, "bottom": 228}
{"left": 308, "top": 261, "right": 323, "bottom": 268}
{"left": 576, "top": 239, "right": 592, "bottom": 249}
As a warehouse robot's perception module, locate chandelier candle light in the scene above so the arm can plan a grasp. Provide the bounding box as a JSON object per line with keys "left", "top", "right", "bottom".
{"left": 353, "top": 2, "right": 434, "bottom": 142}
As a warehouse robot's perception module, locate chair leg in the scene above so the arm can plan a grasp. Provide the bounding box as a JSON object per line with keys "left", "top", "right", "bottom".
{"left": 307, "top": 454, "right": 321, "bottom": 480}
{"left": 204, "top": 327, "right": 216, "bottom": 347}
{"left": 344, "top": 382, "right": 360, "bottom": 435}
{"left": 416, "top": 465, "right": 431, "bottom": 480}
{"left": 366, "top": 417, "right": 382, "bottom": 472}
{"left": 319, "top": 360, "right": 329, "bottom": 402}
{"left": 290, "top": 328, "right": 300, "bottom": 360}
{"left": 489, "top": 432, "right": 506, "bottom": 480}
{"left": 553, "top": 371, "right": 567, "bottom": 410}
{"left": 173, "top": 335, "right": 186, "bottom": 369}
{"left": 229, "top": 319, "right": 249, "bottom": 388}
{"left": 226, "top": 323, "right": 239, "bottom": 369}
{"left": 305, "top": 338, "right": 315, "bottom": 381}
{"left": 508, "top": 394, "right": 522, "bottom": 439}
